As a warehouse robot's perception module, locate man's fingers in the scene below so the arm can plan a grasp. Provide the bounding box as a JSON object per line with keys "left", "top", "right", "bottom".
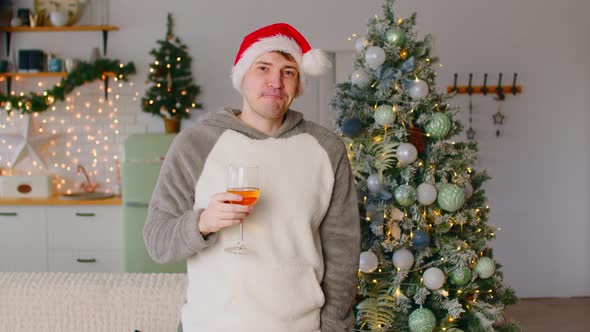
{"left": 211, "top": 192, "right": 243, "bottom": 203}
{"left": 217, "top": 211, "right": 249, "bottom": 220}
{"left": 218, "top": 203, "right": 251, "bottom": 213}
{"left": 219, "top": 219, "right": 243, "bottom": 228}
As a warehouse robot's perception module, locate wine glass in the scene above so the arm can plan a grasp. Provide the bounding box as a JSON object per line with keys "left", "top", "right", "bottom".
{"left": 224, "top": 165, "right": 260, "bottom": 254}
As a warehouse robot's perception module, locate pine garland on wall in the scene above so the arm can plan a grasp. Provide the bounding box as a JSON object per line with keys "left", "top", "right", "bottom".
{"left": 0, "top": 59, "right": 136, "bottom": 114}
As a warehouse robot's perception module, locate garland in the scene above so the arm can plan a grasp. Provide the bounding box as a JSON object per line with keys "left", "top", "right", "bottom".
{"left": 0, "top": 59, "right": 136, "bottom": 114}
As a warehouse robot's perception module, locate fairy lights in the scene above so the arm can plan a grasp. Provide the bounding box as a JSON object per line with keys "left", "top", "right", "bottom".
{"left": 0, "top": 77, "right": 132, "bottom": 194}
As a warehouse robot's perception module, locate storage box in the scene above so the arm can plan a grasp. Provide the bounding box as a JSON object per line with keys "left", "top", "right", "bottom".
{"left": 0, "top": 175, "right": 54, "bottom": 198}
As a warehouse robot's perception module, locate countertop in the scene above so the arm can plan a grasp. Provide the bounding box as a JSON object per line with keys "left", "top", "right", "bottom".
{"left": 0, "top": 195, "right": 122, "bottom": 206}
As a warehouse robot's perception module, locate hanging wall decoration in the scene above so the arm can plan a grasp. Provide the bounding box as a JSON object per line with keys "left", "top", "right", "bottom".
{"left": 0, "top": 58, "right": 136, "bottom": 114}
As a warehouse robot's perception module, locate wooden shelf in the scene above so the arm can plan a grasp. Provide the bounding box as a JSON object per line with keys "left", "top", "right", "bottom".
{"left": 1, "top": 25, "right": 119, "bottom": 57}
{"left": 0, "top": 71, "right": 116, "bottom": 79}
{"left": 0, "top": 72, "right": 66, "bottom": 78}
{"left": 0, "top": 194, "right": 122, "bottom": 206}
{"left": 0, "top": 25, "right": 119, "bottom": 32}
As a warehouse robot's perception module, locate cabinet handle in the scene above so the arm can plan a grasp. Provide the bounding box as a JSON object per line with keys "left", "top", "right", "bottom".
{"left": 0, "top": 212, "right": 18, "bottom": 216}
{"left": 76, "top": 258, "right": 97, "bottom": 263}
{"left": 75, "top": 213, "right": 96, "bottom": 217}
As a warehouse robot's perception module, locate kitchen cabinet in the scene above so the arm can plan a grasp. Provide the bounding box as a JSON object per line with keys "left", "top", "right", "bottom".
{"left": 0, "top": 198, "right": 123, "bottom": 272}
{"left": 0, "top": 206, "right": 47, "bottom": 271}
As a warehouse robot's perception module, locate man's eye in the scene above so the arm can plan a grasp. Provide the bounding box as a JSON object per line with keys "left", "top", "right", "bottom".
{"left": 258, "top": 66, "right": 268, "bottom": 71}
{"left": 284, "top": 71, "right": 296, "bottom": 76}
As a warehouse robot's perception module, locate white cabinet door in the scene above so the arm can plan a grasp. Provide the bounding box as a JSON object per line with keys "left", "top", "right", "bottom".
{"left": 0, "top": 206, "right": 47, "bottom": 271}
{"left": 48, "top": 249, "right": 123, "bottom": 272}
{"left": 46, "top": 205, "right": 123, "bottom": 272}
{"left": 46, "top": 206, "right": 123, "bottom": 250}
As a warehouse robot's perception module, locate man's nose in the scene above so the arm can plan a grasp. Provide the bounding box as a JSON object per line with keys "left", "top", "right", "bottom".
{"left": 267, "top": 71, "right": 284, "bottom": 88}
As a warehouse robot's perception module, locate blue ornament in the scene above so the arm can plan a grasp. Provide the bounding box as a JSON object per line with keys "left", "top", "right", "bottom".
{"left": 365, "top": 204, "right": 383, "bottom": 223}
{"left": 379, "top": 190, "right": 393, "bottom": 201}
{"left": 412, "top": 230, "right": 431, "bottom": 249}
{"left": 342, "top": 118, "right": 362, "bottom": 137}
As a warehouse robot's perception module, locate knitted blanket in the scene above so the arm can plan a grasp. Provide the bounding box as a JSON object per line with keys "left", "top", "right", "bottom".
{"left": 0, "top": 272, "right": 187, "bottom": 332}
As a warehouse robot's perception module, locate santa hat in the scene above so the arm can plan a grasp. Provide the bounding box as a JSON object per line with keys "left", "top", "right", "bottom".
{"left": 231, "top": 22, "right": 331, "bottom": 95}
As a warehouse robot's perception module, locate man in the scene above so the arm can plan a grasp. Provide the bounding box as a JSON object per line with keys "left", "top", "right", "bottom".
{"left": 144, "top": 23, "right": 360, "bottom": 332}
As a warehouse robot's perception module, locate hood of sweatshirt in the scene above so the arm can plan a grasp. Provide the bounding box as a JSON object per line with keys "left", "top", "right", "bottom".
{"left": 200, "top": 107, "right": 304, "bottom": 139}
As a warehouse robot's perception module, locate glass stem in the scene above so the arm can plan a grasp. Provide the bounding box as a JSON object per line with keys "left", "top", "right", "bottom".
{"left": 239, "top": 222, "right": 244, "bottom": 244}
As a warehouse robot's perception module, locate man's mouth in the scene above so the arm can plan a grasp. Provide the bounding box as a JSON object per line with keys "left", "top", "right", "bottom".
{"left": 261, "top": 89, "right": 284, "bottom": 99}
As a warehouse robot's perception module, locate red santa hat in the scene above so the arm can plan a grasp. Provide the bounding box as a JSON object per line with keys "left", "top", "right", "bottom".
{"left": 231, "top": 22, "right": 332, "bottom": 95}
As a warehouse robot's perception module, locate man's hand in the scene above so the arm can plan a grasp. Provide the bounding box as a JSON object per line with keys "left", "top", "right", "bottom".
{"left": 197, "top": 192, "right": 253, "bottom": 236}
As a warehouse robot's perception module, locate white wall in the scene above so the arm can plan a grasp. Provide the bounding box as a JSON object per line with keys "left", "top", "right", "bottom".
{"left": 5, "top": 0, "right": 590, "bottom": 297}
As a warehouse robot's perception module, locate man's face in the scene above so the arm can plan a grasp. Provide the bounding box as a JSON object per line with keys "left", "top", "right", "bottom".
{"left": 240, "top": 51, "right": 299, "bottom": 121}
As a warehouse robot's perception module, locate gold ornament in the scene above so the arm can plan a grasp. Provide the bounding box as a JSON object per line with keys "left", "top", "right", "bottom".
{"left": 400, "top": 49, "right": 409, "bottom": 60}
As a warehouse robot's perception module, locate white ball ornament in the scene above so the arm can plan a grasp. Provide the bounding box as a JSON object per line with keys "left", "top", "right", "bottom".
{"left": 475, "top": 257, "right": 496, "bottom": 279}
{"left": 396, "top": 143, "right": 418, "bottom": 164}
{"left": 359, "top": 251, "right": 379, "bottom": 273}
{"left": 367, "top": 173, "right": 383, "bottom": 193}
{"left": 351, "top": 69, "right": 372, "bottom": 88}
{"left": 408, "top": 79, "right": 429, "bottom": 100}
{"left": 423, "top": 267, "right": 446, "bottom": 290}
{"left": 355, "top": 36, "right": 369, "bottom": 53}
{"left": 464, "top": 182, "right": 474, "bottom": 200}
{"left": 365, "top": 46, "right": 386, "bottom": 70}
{"left": 392, "top": 248, "right": 414, "bottom": 270}
{"left": 417, "top": 183, "right": 437, "bottom": 205}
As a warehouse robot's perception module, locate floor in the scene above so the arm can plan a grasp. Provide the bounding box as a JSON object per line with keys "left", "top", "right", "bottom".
{"left": 504, "top": 297, "right": 590, "bottom": 331}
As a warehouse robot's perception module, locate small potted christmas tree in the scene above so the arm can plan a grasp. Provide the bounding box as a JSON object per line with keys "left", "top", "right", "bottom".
{"left": 141, "top": 13, "right": 202, "bottom": 133}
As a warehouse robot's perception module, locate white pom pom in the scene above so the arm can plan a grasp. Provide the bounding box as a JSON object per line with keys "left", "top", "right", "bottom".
{"left": 302, "top": 49, "right": 332, "bottom": 76}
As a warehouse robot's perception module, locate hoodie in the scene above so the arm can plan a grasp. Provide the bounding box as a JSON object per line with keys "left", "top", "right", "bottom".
{"left": 144, "top": 108, "right": 360, "bottom": 332}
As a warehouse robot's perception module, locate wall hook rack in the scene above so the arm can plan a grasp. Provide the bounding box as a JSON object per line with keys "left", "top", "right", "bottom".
{"left": 447, "top": 72, "right": 522, "bottom": 98}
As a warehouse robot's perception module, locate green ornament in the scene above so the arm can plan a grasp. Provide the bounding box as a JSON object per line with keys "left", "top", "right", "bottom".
{"left": 408, "top": 307, "right": 436, "bottom": 332}
{"left": 475, "top": 257, "right": 496, "bottom": 279}
{"left": 395, "top": 185, "right": 417, "bottom": 207}
{"left": 450, "top": 267, "right": 472, "bottom": 286}
{"left": 437, "top": 184, "right": 465, "bottom": 212}
{"left": 386, "top": 27, "right": 406, "bottom": 46}
{"left": 374, "top": 104, "right": 396, "bottom": 126}
{"left": 425, "top": 113, "right": 451, "bottom": 139}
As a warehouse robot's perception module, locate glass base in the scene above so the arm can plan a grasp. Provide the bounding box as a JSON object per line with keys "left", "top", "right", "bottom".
{"left": 224, "top": 244, "right": 249, "bottom": 255}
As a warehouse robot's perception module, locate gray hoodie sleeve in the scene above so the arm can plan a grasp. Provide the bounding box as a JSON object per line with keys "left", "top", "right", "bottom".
{"left": 320, "top": 140, "right": 361, "bottom": 331}
{"left": 144, "top": 127, "right": 219, "bottom": 264}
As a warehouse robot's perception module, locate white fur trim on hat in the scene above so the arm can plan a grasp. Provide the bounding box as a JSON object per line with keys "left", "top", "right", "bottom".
{"left": 231, "top": 35, "right": 305, "bottom": 94}
{"left": 302, "top": 49, "right": 332, "bottom": 76}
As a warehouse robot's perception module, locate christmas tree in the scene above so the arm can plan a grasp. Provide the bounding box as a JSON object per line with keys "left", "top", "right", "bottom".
{"left": 141, "top": 13, "right": 202, "bottom": 121}
{"left": 331, "top": 1, "right": 520, "bottom": 331}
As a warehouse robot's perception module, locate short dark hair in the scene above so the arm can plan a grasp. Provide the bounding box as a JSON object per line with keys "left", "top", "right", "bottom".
{"left": 273, "top": 51, "right": 297, "bottom": 64}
